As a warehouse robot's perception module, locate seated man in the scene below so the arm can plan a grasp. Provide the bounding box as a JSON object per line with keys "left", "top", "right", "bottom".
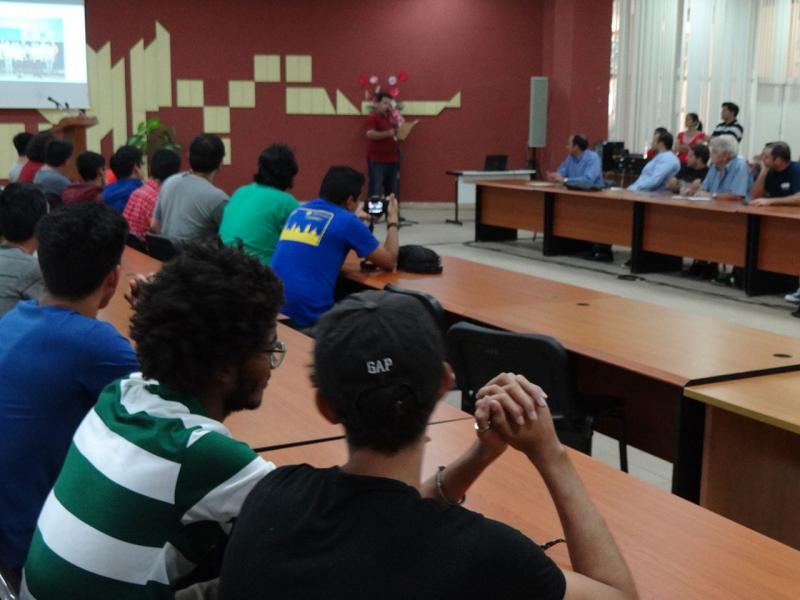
{"left": 750, "top": 142, "right": 800, "bottom": 207}
{"left": 271, "top": 166, "right": 399, "bottom": 329}
{"left": 123, "top": 148, "right": 181, "bottom": 240}
{"left": 666, "top": 143, "right": 710, "bottom": 193}
{"left": 219, "top": 143, "right": 300, "bottom": 265}
{"left": 218, "top": 291, "right": 638, "bottom": 600}
{"left": 0, "top": 183, "right": 47, "bottom": 316}
{"left": 17, "top": 131, "right": 53, "bottom": 184}
{"left": 547, "top": 134, "right": 603, "bottom": 187}
{"left": 628, "top": 130, "right": 680, "bottom": 192}
{"left": 61, "top": 151, "right": 105, "bottom": 204}
{"left": 33, "top": 139, "right": 73, "bottom": 200}
{"left": 23, "top": 244, "right": 284, "bottom": 599}
{"left": 684, "top": 136, "right": 752, "bottom": 202}
{"left": 0, "top": 203, "right": 138, "bottom": 585}
{"left": 750, "top": 142, "right": 800, "bottom": 304}
{"left": 102, "top": 145, "right": 143, "bottom": 213}
{"left": 151, "top": 134, "right": 229, "bottom": 242}
{"left": 8, "top": 131, "right": 32, "bottom": 183}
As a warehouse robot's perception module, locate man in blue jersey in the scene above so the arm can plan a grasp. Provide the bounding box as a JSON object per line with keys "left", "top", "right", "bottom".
{"left": 271, "top": 166, "right": 400, "bottom": 329}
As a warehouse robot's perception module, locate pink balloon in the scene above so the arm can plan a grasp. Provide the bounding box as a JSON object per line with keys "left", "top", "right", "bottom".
{"left": 368, "top": 75, "right": 379, "bottom": 85}
{"left": 388, "top": 86, "right": 400, "bottom": 98}
{"left": 387, "top": 75, "right": 398, "bottom": 86}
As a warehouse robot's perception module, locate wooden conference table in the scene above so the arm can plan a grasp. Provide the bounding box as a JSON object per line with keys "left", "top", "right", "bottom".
{"left": 102, "top": 248, "right": 469, "bottom": 453}
{"left": 473, "top": 179, "right": 800, "bottom": 296}
{"left": 263, "top": 418, "right": 800, "bottom": 599}
{"left": 341, "top": 255, "right": 800, "bottom": 502}
{"left": 685, "top": 371, "right": 800, "bottom": 549}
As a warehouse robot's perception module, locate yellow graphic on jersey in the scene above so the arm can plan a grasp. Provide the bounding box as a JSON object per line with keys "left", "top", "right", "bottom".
{"left": 279, "top": 208, "right": 334, "bottom": 246}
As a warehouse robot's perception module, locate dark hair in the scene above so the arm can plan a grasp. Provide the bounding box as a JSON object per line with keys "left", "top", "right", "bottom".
{"left": 654, "top": 127, "right": 668, "bottom": 136}
{"left": 189, "top": 133, "right": 225, "bottom": 174}
{"left": 254, "top": 144, "right": 298, "bottom": 191}
{"left": 571, "top": 134, "right": 588, "bottom": 151}
{"left": 657, "top": 131, "right": 674, "bottom": 150}
{"left": 44, "top": 139, "right": 73, "bottom": 168}
{"left": 374, "top": 91, "right": 392, "bottom": 103}
{"left": 76, "top": 151, "right": 106, "bottom": 181}
{"left": 35, "top": 202, "right": 128, "bottom": 300}
{"left": 686, "top": 112, "right": 703, "bottom": 132}
{"left": 319, "top": 166, "right": 365, "bottom": 206}
{"left": 150, "top": 148, "right": 181, "bottom": 183}
{"left": 722, "top": 102, "right": 739, "bottom": 117}
{"left": 109, "top": 145, "right": 142, "bottom": 179}
{"left": 25, "top": 131, "right": 54, "bottom": 162}
{"left": 689, "top": 143, "right": 709, "bottom": 165}
{"left": 0, "top": 183, "right": 47, "bottom": 242}
{"left": 13, "top": 132, "right": 33, "bottom": 156}
{"left": 130, "top": 243, "right": 284, "bottom": 395}
{"left": 770, "top": 142, "right": 792, "bottom": 163}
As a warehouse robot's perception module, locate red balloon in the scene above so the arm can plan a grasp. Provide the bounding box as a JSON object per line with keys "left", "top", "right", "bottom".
{"left": 388, "top": 86, "right": 400, "bottom": 98}
{"left": 358, "top": 74, "right": 368, "bottom": 87}
{"left": 398, "top": 71, "right": 409, "bottom": 82}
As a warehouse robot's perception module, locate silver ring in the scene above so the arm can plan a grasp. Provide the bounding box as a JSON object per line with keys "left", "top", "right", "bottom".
{"left": 474, "top": 420, "right": 492, "bottom": 433}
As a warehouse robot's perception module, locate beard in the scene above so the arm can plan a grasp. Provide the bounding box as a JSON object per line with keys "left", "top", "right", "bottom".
{"left": 221, "top": 362, "right": 269, "bottom": 418}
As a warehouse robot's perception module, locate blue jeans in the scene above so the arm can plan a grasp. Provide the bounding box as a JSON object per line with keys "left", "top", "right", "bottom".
{"left": 367, "top": 161, "right": 399, "bottom": 198}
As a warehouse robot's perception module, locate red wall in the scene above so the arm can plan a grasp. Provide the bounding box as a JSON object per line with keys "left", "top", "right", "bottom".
{"left": 2, "top": 0, "right": 612, "bottom": 201}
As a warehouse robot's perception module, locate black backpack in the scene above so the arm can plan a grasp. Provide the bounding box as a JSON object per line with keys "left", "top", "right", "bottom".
{"left": 398, "top": 245, "right": 443, "bottom": 274}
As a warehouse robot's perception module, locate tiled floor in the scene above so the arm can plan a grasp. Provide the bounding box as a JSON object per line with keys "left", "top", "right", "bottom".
{"left": 399, "top": 203, "right": 800, "bottom": 492}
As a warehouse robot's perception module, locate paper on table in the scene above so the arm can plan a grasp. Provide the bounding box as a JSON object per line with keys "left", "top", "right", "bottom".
{"left": 672, "top": 194, "right": 711, "bottom": 201}
{"left": 397, "top": 120, "right": 419, "bottom": 141}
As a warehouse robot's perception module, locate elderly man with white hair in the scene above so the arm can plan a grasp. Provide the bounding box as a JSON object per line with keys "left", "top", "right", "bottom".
{"left": 684, "top": 136, "right": 752, "bottom": 202}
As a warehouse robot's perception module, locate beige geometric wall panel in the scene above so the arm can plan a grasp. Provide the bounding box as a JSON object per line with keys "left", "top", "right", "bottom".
{"left": 285, "top": 55, "right": 312, "bottom": 83}
{"left": 360, "top": 91, "right": 462, "bottom": 117}
{"left": 222, "top": 137, "right": 232, "bottom": 166}
{"left": 229, "top": 81, "right": 256, "bottom": 108}
{"left": 176, "top": 80, "right": 205, "bottom": 107}
{"left": 254, "top": 54, "right": 281, "bottom": 82}
{"left": 0, "top": 123, "right": 25, "bottom": 173}
{"left": 286, "top": 87, "right": 335, "bottom": 115}
{"left": 129, "top": 22, "right": 173, "bottom": 132}
{"left": 335, "top": 90, "right": 360, "bottom": 115}
{"left": 203, "top": 107, "right": 231, "bottom": 134}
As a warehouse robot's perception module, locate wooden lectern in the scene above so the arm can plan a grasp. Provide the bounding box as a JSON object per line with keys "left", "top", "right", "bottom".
{"left": 51, "top": 113, "right": 98, "bottom": 182}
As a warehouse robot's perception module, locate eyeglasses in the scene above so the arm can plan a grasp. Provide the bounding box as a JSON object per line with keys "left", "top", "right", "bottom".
{"left": 267, "top": 339, "right": 287, "bottom": 369}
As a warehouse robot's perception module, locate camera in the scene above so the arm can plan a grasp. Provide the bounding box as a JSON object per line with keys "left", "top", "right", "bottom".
{"left": 366, "top": 195, "right": 387, "bottom": 216}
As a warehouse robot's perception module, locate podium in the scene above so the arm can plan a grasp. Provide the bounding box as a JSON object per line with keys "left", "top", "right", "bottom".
{"left": 51, "top": 113, "right": 98, "bottom": 181}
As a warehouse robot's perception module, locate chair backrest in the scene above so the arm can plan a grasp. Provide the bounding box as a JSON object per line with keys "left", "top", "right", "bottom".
{"left": 483, "top": 154, "right": 508, "bottom": 171}
{"left": 384, "top": 283, "right": 446, "bottom": 333}
{"left": 446, "top": 321, "right": 576, "bottom": 419}
{"left": 126, "top": 233, "right": 147, "bottom": 253}
{"left": 145, "top": 232, "right": 179, "bottom": 262}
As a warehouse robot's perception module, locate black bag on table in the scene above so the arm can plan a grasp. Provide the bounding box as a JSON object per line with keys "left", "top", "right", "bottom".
{"left": 398, "top": 245, "right": 443, "bottom": 274}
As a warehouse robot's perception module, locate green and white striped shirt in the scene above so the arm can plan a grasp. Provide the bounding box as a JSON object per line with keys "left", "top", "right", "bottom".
{"left": 22, "top": 373, "right": 275, "bottom": 599}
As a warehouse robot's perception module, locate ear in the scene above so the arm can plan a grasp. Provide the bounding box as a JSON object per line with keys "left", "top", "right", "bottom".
{"left": 437, "top": 362, "right": 456, "bottom": 399}
{"left": 315, "top": 392, "right": 342, "bottom": 424}
{"left": 97, "top": 264, "right": 122, "bottom": 309}
{"left": 345, "top": 196, "right": 358, "bottom": 212}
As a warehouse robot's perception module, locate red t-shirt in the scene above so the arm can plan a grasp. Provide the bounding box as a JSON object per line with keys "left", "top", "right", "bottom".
{"left": 365, "top": 111, "right": 398, "bottom": 163}
{"left": 17, "top": 160, "right": 44, "bottom": 183}
{"left": 676, "top": 131, "right": 706, "bottom": 164}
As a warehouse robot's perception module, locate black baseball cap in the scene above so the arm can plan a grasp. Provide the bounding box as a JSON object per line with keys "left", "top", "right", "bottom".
{"left": 313, "top": 290, "right": 445, "bottom": 434}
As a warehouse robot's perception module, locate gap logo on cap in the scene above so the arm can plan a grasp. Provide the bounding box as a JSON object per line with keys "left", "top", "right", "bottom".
{"left": 367, "top": 358, "right": 393, "bottom": 374}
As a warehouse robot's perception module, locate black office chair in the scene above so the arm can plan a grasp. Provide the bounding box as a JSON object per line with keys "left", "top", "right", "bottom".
{"left": 384, "top": 283, "right": 446, "bottom": 333}
{"left": 145, "top": 232, "right": 180, "bottom": 262}
{"left": 446, "top": 321, "right": 628, "bottom": 471}
{"left": 126, "top": 233, "right": 147, "bottom": 253}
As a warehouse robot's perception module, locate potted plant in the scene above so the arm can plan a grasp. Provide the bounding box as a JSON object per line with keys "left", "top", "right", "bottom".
{"left": 127, "top": 117, "right": 182, "bottom": 175}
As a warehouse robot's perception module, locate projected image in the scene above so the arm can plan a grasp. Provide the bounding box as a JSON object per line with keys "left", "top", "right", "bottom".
{"left": 0, "top": 17, "right": 65, "bottom": 81}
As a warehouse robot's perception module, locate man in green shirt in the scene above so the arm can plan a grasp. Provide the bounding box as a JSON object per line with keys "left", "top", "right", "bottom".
{"left": 22, "top": 244, "right": 286, "bottom": 599}
{"left": 219, "top": 144, "right": 299, "bottom": 265}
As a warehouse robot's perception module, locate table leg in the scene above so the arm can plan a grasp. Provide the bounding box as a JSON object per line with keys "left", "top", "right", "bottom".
{"left": 447, "top": 176, "right": 463, "bottom": 226}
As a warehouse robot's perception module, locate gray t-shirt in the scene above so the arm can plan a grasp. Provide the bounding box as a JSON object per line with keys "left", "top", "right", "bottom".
{"left": 33, "top": 168, "right": 71, "bottom": 197}
{"left": 0, "top": 246, "right": 45, "bottom": 317}
{"left": 153, "top": 172, "right": 229, "bottom": 242}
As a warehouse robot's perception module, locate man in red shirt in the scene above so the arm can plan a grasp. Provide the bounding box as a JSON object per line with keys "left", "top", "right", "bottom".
{"left": 364, "top": 92, "right": 400, "bottom": 198}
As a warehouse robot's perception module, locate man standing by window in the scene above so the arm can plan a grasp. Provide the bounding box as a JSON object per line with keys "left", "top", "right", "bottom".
{"left": 710, "top": 102, "right": 744, "bottom": 143}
